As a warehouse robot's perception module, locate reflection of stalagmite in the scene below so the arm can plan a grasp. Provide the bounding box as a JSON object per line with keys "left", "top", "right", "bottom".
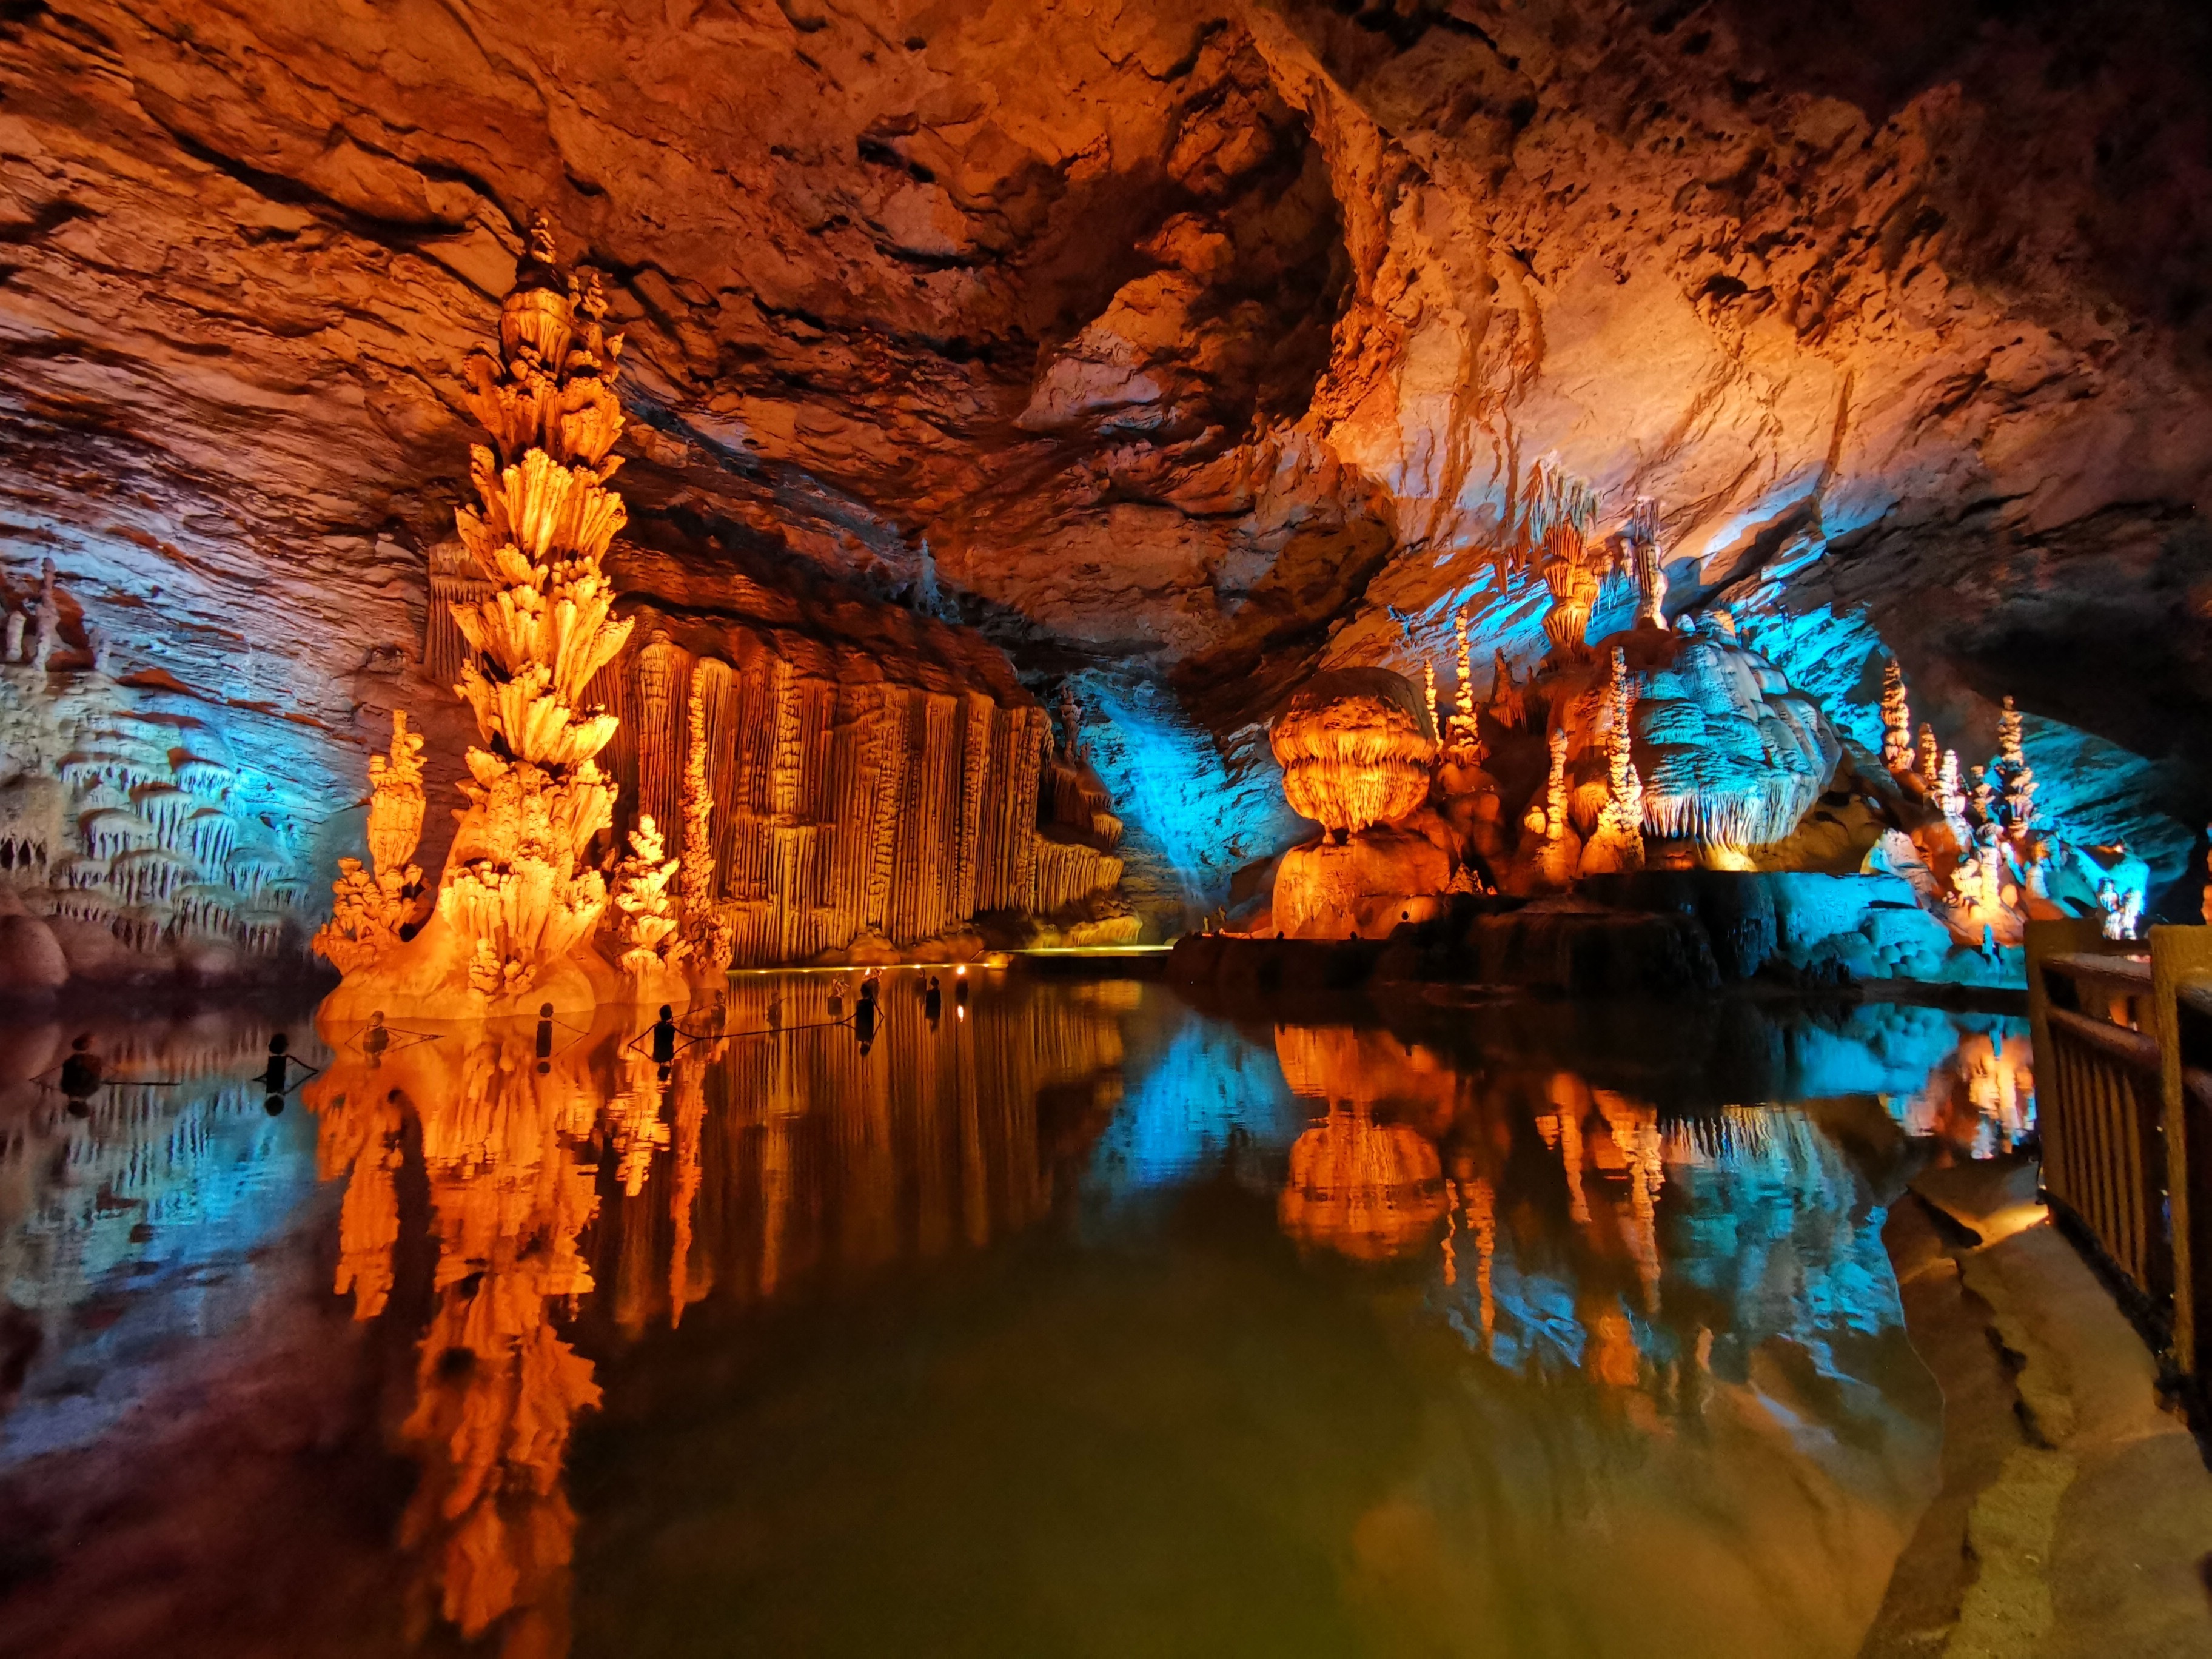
{"left": 1594, "top": 1088, "right": 1664, "bottom": 1313}
{"left": 1539, "top": 1073, "right": 1591, "bottom": 1227}
{"left": 1461, "top": 1173, "right": 1496, "bottom": 1347}
{"left": 309, "top": 1071, "right": 406, "bottom": 1320}
{"left": 606, "top": 1048, "right": 670, "bottom": 1197}
{"left": 667, "top": 1046, "right": 710, "bottom": 1327}
{"left": 307, "top": 1025, "right": 605, "bottom": 1656}
{"left": 401, "top": 1031, "right": 603, "bottom": 1657}
{"left": 1279, "top": 1105, "right": 1448, "bottom": 1261}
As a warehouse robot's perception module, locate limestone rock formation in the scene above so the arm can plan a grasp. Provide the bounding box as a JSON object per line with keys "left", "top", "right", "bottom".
{"left": 1270, "top": 667, "right": 1436, "bottom": 837}
{"left": 313, "top": 711, "right": 427, "bottom": 975}
{"left": 0, "top": 615, "right": 336, "bottom": 988}
{"left": 2, "top": 0, "right": 2209, "bottom": 920}
{"left": 1268, "top": 665, "right": 1450, "bottom": 936}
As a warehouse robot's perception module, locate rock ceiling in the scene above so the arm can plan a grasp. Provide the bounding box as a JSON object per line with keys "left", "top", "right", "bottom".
{"left": 2, "top": 0, "right": 2209, "bottom": 905}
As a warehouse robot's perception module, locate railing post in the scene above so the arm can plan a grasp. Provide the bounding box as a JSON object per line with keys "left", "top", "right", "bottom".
{"left": 2150, "top": 925, "right": 2212, "bottom": 1383}
{"left": 2028, "top": 917, "right": 2117, "bottom": 1215}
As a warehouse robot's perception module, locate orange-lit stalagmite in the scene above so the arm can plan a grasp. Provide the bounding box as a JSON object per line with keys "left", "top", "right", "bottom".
{"left": 1268, "top": 668, "right": 1449, "bottom": 938}
{"left": 321, "top": 219, "right": 643, "bottom": 1018}
{"left": 314, "top": 710, "right": 427, "bottom": 974}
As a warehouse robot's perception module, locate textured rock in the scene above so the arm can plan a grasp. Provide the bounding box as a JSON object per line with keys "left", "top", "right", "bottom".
{"left": 2, "top": 0, "right": 2208, "bottom": 919}
{"left": 0, "top": 910, "right": 67, "bottom": 995}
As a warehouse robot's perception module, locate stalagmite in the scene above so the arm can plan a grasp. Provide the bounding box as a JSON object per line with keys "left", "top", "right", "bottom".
{"left": 679, "top": 681, "right": 734, "bottom": 976}
{"left": 1580, "top": 648, "right": 1644, "bottom": 875}
{"left": 1270, "top": 668, "right": 1436, "bottom": 836}
{"left": 1454, "top": 607, "right": 1475, "bottom": 726}
{"left": 1880, "top": 660, "right": 1912, "bottom": 773}
{"left": 322, "top": 217, "right": 645, "bottom": 1016}
{"left": 1939, "top": 750, "right": 1969, "bottom": 848}
{"left": 609, "top": 815, "right": 687, "bottom": 979}
{"left": 1917, "top": 723, "right": 1940, "bottom": 784}
{"left": 1423, "top": 657, "right": 1439, "bottom": 740}
{"left": 314, "top": 710, "right": 427, "bottom": 974}
{"left": 1487, "top": 649, "right": 1525, "bottom": 730}
{"left": 28, "top": 558, "right": 58, "bottom": 673}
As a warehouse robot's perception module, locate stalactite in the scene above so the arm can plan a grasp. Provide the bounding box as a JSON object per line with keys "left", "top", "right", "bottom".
{"left": 1626, "top": 500, "right": 1666, "bottom": 629}
{"left": 1538, "top": 522, "right": 1610, "bottom": 659}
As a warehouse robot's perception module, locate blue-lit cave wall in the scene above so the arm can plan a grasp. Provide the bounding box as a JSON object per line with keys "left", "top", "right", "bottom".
{"left": 1072, "top": 671, "right": 1305, "bottom": 928}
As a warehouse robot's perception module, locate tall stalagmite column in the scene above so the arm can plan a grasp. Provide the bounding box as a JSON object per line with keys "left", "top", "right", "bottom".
{"left": 320, "top": 216, "right": 646, "bottom": 1021}
{"left": 441, "top": 220, "right": 633, "bottom": 996}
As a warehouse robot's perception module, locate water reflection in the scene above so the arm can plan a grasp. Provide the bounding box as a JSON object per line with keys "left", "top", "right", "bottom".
{"left": 298, "top": 973, "right": 1129, "bottom": 1654}
{"left": 0, "top": 979, "right": 2037, "bottom": 1658}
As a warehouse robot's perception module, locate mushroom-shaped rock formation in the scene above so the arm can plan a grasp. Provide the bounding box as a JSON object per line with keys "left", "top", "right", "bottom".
{"left": 1467, "top": 617, "right": 1844, "bottom": 879}
{"left": 1270, "top": 668, "right": 1436, "bottom": 839}
{"left": 1267, "top": 667, "right": 1451, "bottom": 937}
{"left": 1630, "top": 623, "right": 1841, "bottom": 868}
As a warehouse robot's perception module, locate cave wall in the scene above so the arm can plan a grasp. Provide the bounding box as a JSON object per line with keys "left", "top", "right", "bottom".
{"left": 2, "top": 0, "right": 2207, "bottom": 922}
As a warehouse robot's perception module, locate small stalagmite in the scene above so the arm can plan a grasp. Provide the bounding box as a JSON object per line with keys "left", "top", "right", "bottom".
{"left": 1880, "top": 660, "right": 1912, "bottom": 774}
{"left": 677, "top": 680, "right": 734, "bottom": 976}
{"left": 313, "top": 711, "right": 426, "bottom": 975}
{"left": 1579, "top": 649, "right": 1644, "bottom": 876}
{"left": 609, "top": 814, "right": 688, "bottom": 984}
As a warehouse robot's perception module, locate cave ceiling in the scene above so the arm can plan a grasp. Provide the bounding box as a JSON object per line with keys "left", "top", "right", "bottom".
{"left": 3, "top": 0, "right": 2209, "bottom": 895}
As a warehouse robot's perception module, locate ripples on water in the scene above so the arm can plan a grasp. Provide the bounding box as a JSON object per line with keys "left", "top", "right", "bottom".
{"left": 0, "top": 974, "right": 2034, "bottom": 1658}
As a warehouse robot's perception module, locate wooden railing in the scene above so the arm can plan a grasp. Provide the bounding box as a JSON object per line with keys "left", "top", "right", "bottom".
{"left": 2028, "top": 920, "right": 2212, "bottom": 1386}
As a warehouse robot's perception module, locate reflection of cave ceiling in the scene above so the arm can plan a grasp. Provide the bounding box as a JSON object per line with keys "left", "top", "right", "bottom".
{"left": 3, "top": 0, "right": 2209, "bottom": 902}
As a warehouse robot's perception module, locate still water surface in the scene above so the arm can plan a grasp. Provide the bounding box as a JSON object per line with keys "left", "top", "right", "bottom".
{"left": 0, "top": 972, "right": 2033, "bottom": 1658}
